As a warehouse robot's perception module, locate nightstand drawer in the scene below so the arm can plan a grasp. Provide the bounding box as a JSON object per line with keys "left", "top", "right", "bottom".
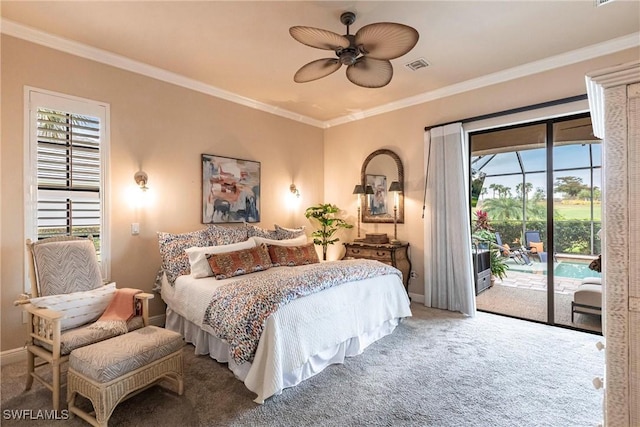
{"left": 343, "top": 242, "right": 411, "bottom": 294}
{"left": 346, "top": 247, "right": 391, "bottom": 261}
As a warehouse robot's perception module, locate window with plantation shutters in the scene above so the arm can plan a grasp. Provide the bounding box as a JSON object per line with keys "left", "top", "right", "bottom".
{"left": 26, "top": 89, "right": 110, "bottom": 281}
{"left": 37, "top": 108, "right": 101, "bottom": 239}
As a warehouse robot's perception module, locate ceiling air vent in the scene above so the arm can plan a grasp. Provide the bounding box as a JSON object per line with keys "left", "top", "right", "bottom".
{"left": 405, "top": 58, "right": 429, "bottom": 71}
{"left": 595, "top": 0, "right": 615, "bottom": 6}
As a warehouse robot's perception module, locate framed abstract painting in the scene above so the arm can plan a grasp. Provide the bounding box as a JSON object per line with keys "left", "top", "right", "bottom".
{"left": 202, "top": 154, "right": 260, "bottom": 223}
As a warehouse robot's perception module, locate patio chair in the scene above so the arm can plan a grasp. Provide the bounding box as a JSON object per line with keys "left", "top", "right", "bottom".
{"left": 15, "top": 235, "right": 153, "bottom": 410}
{"left": 495, "top": 232, "right": 531, "bottom": 265}
{"left": 524, "top": 230, "right": 557, "bottom": 262}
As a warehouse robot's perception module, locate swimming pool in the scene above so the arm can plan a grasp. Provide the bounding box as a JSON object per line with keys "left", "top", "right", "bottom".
{"left": 554, "top": 262, "right": 601, "bottom": 279}
{"left": 507, "top": 260, "right": 601, "bottom": 279}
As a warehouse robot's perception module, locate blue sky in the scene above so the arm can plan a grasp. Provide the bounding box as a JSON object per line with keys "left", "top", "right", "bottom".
{"left": 473, "top": 144, "right": 601, "bottom": 200}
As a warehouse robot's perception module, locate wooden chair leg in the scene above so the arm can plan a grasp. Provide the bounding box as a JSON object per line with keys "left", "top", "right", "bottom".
{"left": 26, "top": 351, "right": 35, "bottom": 390}
{"left": 52, "top": 362, "right": 61, "bottom": 411}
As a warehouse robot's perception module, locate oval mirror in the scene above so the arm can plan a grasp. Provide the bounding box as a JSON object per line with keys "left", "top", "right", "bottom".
{"left": 360, "top": 149, "right": 404, "bottom": 224}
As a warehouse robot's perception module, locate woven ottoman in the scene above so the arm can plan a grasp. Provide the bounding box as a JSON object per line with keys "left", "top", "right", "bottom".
{"left": 67, "top": 326, "right": 184, "bottom": 427}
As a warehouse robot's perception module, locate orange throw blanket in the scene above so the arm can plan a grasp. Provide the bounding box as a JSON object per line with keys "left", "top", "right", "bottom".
{"left": 90, "top": 288, "right": 141, "bottom": 335}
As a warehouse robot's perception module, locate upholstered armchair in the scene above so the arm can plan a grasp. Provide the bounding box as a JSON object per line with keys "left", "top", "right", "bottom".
{"left": 16, "top": 236, "right": 153, "bottom": 410}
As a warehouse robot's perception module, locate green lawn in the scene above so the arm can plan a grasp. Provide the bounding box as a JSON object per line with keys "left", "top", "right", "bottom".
{"left": 554, "top": 202, "right": 601, "bottom": 220}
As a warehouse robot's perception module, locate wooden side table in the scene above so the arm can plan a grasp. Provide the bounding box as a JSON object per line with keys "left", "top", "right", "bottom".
{"left": 343, "top": 242, "right": 411, "bottom": 293}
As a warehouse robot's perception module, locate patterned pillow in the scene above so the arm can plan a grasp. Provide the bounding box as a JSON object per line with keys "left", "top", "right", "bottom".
{"left": 207, "top": 243, "right": 272, "bottom": 280}
{"left": 274, "top": 224, "right": 306, "bottom": 240}
{"left": 157, "top": 229, "right": 212, "bottom": 283}
{"left": 246, "top": 224, "right": 279, "bottom": 240}
{"left": 185, "top": 239, "right": 257, "bottom": 278}
{"left": 268, "top": 243, "right": 319, "bottom": 267}
{"left": 29, "top": 282, "right": 116, "bottom": 331}
{"left": 207, "top": 224, "right": 250, "bottom": 245}
{"left": 31, "top": 238, "right": 103, "bottom": 296}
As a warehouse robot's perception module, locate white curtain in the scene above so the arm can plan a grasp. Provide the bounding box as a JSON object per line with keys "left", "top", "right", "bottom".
{"left": 423, "top": 123, "right": 476, "bottom": 316}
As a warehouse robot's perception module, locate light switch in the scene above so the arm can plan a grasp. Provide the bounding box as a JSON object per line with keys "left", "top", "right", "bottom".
{"left": 131, "top": 223, "right": 140, "bottom": 235}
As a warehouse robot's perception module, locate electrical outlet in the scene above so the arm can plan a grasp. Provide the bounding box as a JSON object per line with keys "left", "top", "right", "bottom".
{"left": 410, "top": 271, "right": 418, "bottom": 279}
{"left": 131, "top": 223, "right": 140, "bottom": 235}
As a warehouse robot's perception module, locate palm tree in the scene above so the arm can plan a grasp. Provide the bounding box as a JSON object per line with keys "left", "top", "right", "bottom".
{"left": 516, "top": 182, "right": 533, "bottom": 201}
{"left": 525, "top": 200, "right": 546, "bottom": 220}
{"left": 483, "top": 197, "right": 522, "bottom": 220}
{"left": 488, "top": 183, "right": 499, "bottom": 198}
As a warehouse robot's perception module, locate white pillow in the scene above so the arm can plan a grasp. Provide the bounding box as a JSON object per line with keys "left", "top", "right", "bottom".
{"left": 185, "top": 239, "right": 256, "bottom": 278}
{"left": 29, "top": 282, "right": 117, "bottom": 331}
{"left": 251, "top": 234, "right": 308, "bottom": 247}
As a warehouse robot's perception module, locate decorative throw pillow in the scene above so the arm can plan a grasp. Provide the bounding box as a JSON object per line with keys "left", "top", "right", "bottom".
{"left": 207, "top": 224, "right": 250, "bottom": 245}
{"left": 29, "top": 282, "right": 117, "bottom": 331}
{"left": 158, "top": 229, "right": 212, "bottom": 283}
{"left": 31, "top": 238, "right": 103, "bottom": 296}
{"left": 246, "top": 224, "right": 279, "bottom": 240}
{"left": 530, "top": 241, "right": 544, "bottom": 253}
{"left": 274, "top": 224, "right": 306, "bottom": 240}
{"left": 207, "top": 243, "right": 272, "bottom": 280}
{"left": 185, "top": 239, "right": 257, "bottom": 278}
{"left": 268, "top": 243, "right": 319, "bottom": 267}
{"left": 251, "top": 234, "right": 308, "bottom": 247}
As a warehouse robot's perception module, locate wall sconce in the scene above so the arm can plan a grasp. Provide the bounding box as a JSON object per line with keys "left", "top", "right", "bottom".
{"left": 290, "top": 183, "right": 300, "bottom": 198}
{"left": 388, "top": 181, "right": 402, "bottom": 244}
{"left": 352, "top": 184, "right": 365, "bottom": 238}
{"left": 134, "top": 171, "right": 149, "bottom": 192}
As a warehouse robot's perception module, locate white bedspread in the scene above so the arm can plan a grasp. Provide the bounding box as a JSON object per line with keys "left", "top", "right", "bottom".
{"left": 161, "top": 265, "right": 411, "bottom": 403}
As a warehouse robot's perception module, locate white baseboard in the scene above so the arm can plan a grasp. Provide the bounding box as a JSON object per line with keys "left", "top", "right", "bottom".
{"left": 409, "top": 292, "right": 425, "bottom": 304}
{"left": 1, "top": 347, "right": 26, "bottom": 366}
{"left": 1, "top": 314, "right": 167, "bottom": 367}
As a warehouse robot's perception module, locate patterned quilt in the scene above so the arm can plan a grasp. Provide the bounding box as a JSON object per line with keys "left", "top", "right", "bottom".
{"left": 202, "top": 259, "right": 401, "bottom": 365}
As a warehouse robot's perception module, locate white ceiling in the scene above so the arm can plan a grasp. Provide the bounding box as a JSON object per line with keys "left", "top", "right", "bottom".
{"left": 2, "top": 1, "right": 639, "bottom": 127}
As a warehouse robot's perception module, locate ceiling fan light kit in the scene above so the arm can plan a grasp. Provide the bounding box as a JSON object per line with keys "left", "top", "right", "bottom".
{"left": 290, "top": 12, "right": 419, "bottom": 88}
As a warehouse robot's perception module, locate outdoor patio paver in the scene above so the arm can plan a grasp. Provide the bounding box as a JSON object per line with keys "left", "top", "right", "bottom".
{"left": 498, "top": 270, "right": 582, "bottom": 294}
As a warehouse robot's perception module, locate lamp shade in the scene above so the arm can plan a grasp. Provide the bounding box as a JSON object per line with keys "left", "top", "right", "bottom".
{"left": 388, "top": 181, "right": 402, "bottom": 192}
{"left": 352, "top": 184, "right": 365, "bottom": 195}
{"left": 365, "top": 185, "right": 375, "bottom": 194}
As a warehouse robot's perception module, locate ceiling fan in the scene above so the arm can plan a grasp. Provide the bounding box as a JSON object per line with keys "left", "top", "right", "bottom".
{"left": 289, "top": 12, "right": 419, "bottom": 88}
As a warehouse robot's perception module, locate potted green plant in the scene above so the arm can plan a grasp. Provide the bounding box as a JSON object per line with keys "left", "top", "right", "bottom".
{"left": 305, "top": 203, "right": 353, "bottom": 261}
{"left": 489, "top": 246, "right": 509, "bottom": 281}
{"left": 471, "top": 210, "right": 509, "bottom": 281}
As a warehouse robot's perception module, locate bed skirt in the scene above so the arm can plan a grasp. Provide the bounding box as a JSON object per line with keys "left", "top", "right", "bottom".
{"left": 165, "top": 308, "right": 402, "bottom": 403}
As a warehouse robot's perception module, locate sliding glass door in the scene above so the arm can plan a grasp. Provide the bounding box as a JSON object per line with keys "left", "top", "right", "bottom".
{"left": 552, "top": 117, "right": 602, "bottom": 333}
{"left": 470, "top": 113, "right": 602, "bottom": 333}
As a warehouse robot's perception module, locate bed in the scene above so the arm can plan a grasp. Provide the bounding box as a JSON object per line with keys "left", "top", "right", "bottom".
{"left": 156, "top": 225, "right": 412, "bottom": 403}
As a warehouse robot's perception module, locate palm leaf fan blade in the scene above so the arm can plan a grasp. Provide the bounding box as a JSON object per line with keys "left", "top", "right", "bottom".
{"left": 355, "top": 23, "right": 419, "bottom": 60}
{"left": 294, "top": 58, "right": 342, "bottom": 83}
{"left": 289, "top": 26, "right": 350, "bottom": 50}
{"left": 346, "top": 57, "right": 393, "bottom": 88}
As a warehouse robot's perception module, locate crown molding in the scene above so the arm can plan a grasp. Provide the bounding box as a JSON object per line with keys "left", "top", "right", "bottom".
{"left": 2, "top": 19, "right": 637, "bottom": 130}
{"left": 586, "top": 60, "right": 640, "bottom": 138}
{"left": 0, "top": 19, "right": 325, "bottom": 128}
{"left": 324, "top": 32, "right": 640, "bottom": 128}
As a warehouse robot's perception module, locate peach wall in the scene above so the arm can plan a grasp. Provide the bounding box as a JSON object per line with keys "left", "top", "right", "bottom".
{"left": 324, "top": 48, "right": 638, "bottom": 299}
{"left": 0, "top": 36, "right": 324, "bottom": 351}
{"left": 1, "top": 32, "right": 637, "bottom": 352}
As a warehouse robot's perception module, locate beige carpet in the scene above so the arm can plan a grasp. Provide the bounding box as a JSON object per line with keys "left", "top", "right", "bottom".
{"left": 476, "top": 284, "right": 602, "bottom": 333}
{"left": 1, "top": 304, "right": 605, "bottom": 427}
